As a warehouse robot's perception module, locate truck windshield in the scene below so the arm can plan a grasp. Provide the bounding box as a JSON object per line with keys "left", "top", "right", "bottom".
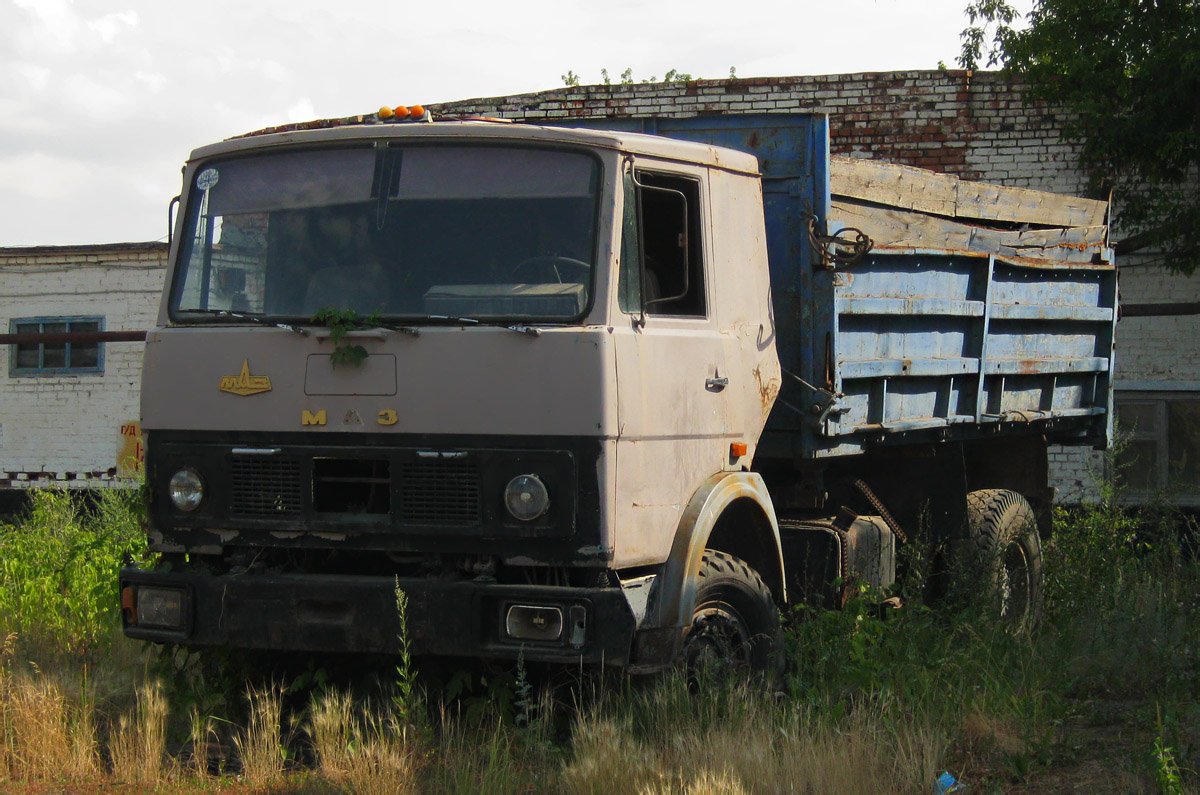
{"left": 170, "top": 144, "right": 600, "bottom": 322}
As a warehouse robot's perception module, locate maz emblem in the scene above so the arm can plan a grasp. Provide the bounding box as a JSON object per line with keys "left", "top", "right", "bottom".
{"left": 301, "top": 409, "right": 399, "bottom": 427}
{"left": 219, "top": 360, "right": 272, "bottom": 396}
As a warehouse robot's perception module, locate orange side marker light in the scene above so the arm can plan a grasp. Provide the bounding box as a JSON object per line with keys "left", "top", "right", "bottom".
{"left": 121, "top": 586, "right": 137, "bottom": 625}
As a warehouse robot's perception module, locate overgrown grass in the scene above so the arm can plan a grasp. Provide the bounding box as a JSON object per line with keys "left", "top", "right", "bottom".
{"left": 0, "top": 485, "right": 1196, "bottom": 791}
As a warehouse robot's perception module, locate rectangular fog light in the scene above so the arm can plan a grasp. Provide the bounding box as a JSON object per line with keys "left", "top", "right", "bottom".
{"left": 505, "top": 604, "right": 563, "bottom": 642}
{"left": 136, "top": 586, "right": 185, "bottom": 629}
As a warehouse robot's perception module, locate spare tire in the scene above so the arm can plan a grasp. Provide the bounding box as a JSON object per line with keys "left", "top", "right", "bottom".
{"left": 964, "top": 489, "right": 1045, "bottom": 631}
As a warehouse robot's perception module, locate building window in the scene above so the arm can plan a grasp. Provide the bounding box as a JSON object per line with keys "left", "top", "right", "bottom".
{"left": 9, "top": 317, "right": 104, "bottom": 376}
{"left": 1115, "top": 392, "right": 1200, "bottom": 503}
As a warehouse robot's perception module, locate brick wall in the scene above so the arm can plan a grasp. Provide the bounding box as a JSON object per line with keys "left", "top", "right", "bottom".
{"left": 0, "top": 243, "right": 166, "bottom": 487}
{"left": 432, "top": 70, "right": 1090, "bottom": 195}
{"left": 1115, "top": 265, "right": 1200, "bottom": 385}
{"left": 433, "top": 70, "right": 1196, "bottom": 503}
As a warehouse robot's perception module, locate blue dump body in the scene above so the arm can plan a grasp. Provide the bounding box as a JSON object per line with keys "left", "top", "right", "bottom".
{"left": 555, "top": 114, "right": 1116, "bottom": 460}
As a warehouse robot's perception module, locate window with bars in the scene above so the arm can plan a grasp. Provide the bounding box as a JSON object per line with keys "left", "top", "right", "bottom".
{"left": 1115, "top": 392, "right": 1200, "bottom": 503}
{"left": 9, "top": 317, "right": 104, "bottom": 376}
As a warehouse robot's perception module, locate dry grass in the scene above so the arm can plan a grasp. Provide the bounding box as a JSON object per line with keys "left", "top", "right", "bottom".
{"left": 310, "top": 688, "right": 357, "bottom": 777}
{"left": 0, "top": 643, "right": 1188, "bottom": 792}
{"left": 0, "top": 675, "right": 102, "bottom": 782}
{"left": 0, "top": 632, "right": 102, "bottom": 784}
{"left": 310, "top": 689, "right": 424, "bottom": 793}
{"left": 235, "top": 683, "right": 288, "bottom": 785}
{"left": 0, "top": 632, "right": 15, "bottom": 779}
{"left": 959, "top": 708, "right": 1027, "bottom": 758}
{"left": 108, "top": 680, "right": 168, "bottom": 785}
{"left": 562, "top": 681, "right": 947, "bottom": 794}
{"left": 329, "top": 719, "right": 423, "bottom": 794}
{"left": 187, "top": 707, "right": 219, "bottom": 778}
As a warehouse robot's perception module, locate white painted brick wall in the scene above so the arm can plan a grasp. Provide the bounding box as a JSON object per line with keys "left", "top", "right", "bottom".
{"left": 0, "top": 244, "right": 166, "bottom": 487}
{"left": 1116, "top": 262, "right": 1200, "bottom": 383}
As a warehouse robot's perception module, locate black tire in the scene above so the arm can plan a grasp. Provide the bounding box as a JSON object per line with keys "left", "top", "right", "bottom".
{"left": 679, "top": 550, "right": 784, "bottom": 682}
{"left": 964, "top": 489, "right": 1045, "bottom": 631}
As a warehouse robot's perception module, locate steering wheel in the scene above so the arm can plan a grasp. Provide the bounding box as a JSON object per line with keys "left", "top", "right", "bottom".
{"left": 512, "top": 255, "right": 591, "bottom": 284}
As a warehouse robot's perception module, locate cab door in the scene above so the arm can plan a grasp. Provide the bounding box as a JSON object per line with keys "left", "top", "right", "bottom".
{"left": 611, "top": 162, "right": 738, "bottom": 567}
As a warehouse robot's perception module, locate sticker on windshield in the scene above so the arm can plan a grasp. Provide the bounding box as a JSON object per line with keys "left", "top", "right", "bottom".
{"left": 196, "top": 168, "right": 219, "bottom": 190}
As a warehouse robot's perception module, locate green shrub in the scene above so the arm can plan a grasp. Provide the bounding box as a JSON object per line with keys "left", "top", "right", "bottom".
{"left": 0, "top": 488, "right": 149, "bottom": 655}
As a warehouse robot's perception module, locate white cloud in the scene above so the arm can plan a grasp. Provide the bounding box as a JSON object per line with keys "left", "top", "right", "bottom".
{"left": 133, "top": 71, "right": 167, "bottom": 93}
{"left": 0, "top": 152, "right": 85, "bottom": 201}
{"left": 258, "top": 59, "right": 289, "bottom": 83}
{"left": 59, "top": 73, "right": 139, "bottom": 118}
{"left": 285, "top": 98, "right": 316, "bottom": 123}
{"left": 0, "top": 0, "right": 1036, "bottom": 246}
{"left": 13, "top": 61, "right": 51, "bottom": 92}
{"left": 9, "top": 0, "right": 84, "bottom": 55}
{"left": 88, "top": 10, "right": 138, "bottom": 44}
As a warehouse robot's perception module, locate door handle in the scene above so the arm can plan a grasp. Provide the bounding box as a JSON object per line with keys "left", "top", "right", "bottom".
{"left": 706, "top": 376, "right": 729, "bottom": 390}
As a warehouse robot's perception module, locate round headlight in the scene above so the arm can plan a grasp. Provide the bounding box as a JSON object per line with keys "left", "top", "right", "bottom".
{"left": 169, "top": 467, "right": 204, "bottom": 512}
{"left": 504, "top": 474, "right": 549, "bottom": 522}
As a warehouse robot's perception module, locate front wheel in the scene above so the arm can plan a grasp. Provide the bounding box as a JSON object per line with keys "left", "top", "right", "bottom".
{"left": 964, "top": 489, "right": 1045, "bottom": 632}
{"left": 679, "top": 550, "right": 783, "bottom": 682}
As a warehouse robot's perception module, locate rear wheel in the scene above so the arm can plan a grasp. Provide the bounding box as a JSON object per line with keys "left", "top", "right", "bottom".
{"left": 679, "top": 550, "right": 783, "bottom": 682}
{"left": 964, "top": 489, "right": 1044, "bottom": 631}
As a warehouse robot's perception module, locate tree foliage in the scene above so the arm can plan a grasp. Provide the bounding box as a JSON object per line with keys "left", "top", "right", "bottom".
{"left": 962, "top": 0, "right": 1200, "bottom": 272}
{"left": 959, "top": 0, "right": 1020, "bottom": 69}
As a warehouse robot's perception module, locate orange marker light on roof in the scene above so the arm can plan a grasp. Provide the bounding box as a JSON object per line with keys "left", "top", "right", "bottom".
{"left": 409, "top": 104, "right": 425, "bottom": 118}
{"left": 393, "top": 105, "right": 410, "bottom": 119}
{"left": 378, "top": 106, "right": 395, "bottom": 120}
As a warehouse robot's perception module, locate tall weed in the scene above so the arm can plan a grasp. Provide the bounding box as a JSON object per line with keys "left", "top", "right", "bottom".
{"left": 1046, "top": 495, "right": 1200, "bottom": 699}
{"left": 0, "top": 487, "right": 148, "bottom": 656}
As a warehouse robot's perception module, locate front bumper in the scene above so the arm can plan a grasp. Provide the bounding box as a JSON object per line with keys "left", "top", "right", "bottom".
{"left": 120, "top": 567, "right": 637, "bottom": 666}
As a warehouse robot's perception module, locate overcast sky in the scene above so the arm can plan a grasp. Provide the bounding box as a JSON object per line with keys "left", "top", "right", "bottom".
{"left": 0, "top": 0, "right": 1030, "bottom": 247}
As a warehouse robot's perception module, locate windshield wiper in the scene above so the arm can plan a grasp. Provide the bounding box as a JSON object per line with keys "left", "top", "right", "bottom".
{"left": 183, "top": 309, "right": 537, "bottom": 338}
{"left": 370, "top": 321, "right": 421, "bottom": 338}
{"left": 184, "top": 309, "right": 422, "bottom": 339}
{"left": 427, "top": 315, "right": 541, "bottom": 337}
{"left": 500, "top": 324, "right": 541, "bottom": 337}
{"left": 181, "top": 308, "right": 311, "bottom": 336}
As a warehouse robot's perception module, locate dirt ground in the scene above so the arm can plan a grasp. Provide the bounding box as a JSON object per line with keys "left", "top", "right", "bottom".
{"left": 948, "top": 696, "right": 1198, "bottom": 793}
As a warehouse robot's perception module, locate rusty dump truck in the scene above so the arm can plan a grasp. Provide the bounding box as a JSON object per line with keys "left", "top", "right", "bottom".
{"left": 120, "top": 112, "right": 1115, "bottom": 672}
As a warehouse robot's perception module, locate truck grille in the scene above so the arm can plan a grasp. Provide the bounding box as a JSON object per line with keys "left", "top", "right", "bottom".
{"left": 225, "top": 452, "right": 484, "bottom": 527}
{"left": 230, "top": 455, "right": 303, "bottom": 516}
{"left": 399, "top": 459, "right": 481, "bottom": 526}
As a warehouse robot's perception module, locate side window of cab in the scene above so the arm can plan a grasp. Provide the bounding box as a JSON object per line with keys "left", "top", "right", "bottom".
{"left": 618, "top": 169, "right": 706, "bottom": 318}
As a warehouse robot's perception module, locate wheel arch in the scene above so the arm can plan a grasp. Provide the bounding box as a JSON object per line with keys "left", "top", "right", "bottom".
{"left": 648, "top": 471, "right": 784, "bottom": 633}
{"left": 963, "top": 435, "right": 1054, "bottom": 538}
{"left": 706, "top": 498, "right": 785, "bottom": 605}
